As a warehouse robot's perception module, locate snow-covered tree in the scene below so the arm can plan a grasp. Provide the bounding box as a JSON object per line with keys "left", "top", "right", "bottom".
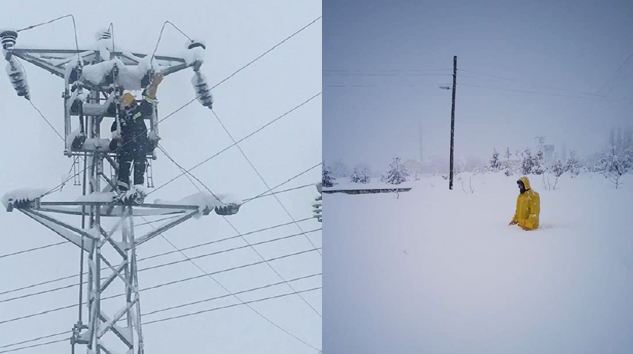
{"left": 543, "top": 159, "right": 565, "bottom": 190}
{"left": 551, "top": 160, "right": 565, "bottom": 178}
{"left": 386, "top": 156, "right": 409, "bottom": 185}
{"left": 521, "top": 149, "right": 533, "bottom": 175}
{"left": 565, "top": 150, "right": 580, "bottom": 176}
{"left": 532, "top": 151, "right": 545, "bottom": 175}
{"left": 322, "top": 164, "right": 336, "bottom": 187}
{"left": 600, "top": 146, "right": 631, "bottom": 189}
{"left": 521, "top": 148, "right": 544, "bottom": 175}
{"left": 490, "top": 148, "right": 500, "bottom": 170}
{"left": 350, "top": 165, "right": 371, "bottom": 184}
{"left": 505, "top": 147, "right": 511, "bottom": 161}
{"left": 329, "top": 159, "right": 350, "bottom": 178}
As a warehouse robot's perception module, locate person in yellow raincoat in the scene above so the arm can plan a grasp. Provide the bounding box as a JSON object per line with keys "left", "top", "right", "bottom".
{"left": 509, "top": 176, "right": 540, "bottom": 231}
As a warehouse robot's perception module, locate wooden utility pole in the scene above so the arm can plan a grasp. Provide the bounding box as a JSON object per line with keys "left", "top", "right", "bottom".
{"left": 449, "top": 56, "right": 457, "bottom": 190}
{"left": 419, "top": 119, "right": 423, "bottom": 163}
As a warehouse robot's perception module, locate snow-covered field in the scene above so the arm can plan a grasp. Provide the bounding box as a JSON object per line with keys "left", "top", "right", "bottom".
{"left": 324, "top": 172, "right": 633, "bottom": 354}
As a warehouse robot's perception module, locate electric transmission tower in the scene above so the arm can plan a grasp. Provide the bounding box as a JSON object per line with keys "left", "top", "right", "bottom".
{"left": 1, "top": 26, "right": 238, "bottom": 354}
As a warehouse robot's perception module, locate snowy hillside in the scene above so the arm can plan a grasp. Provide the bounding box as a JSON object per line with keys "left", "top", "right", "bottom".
{"left": 324, "top": 172, "right": 633, "bottom": 354}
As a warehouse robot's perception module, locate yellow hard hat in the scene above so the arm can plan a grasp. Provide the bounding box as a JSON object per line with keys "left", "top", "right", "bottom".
{"left": 122, "top": 93, "right": 135, "bottom": 107}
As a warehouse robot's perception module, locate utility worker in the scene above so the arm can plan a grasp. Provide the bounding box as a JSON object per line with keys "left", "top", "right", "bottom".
{"left": 109, "top": 73, "right": 163, "bottom": 193}
{"left": 509, "top": 176, "right": 540, "bottom": 231}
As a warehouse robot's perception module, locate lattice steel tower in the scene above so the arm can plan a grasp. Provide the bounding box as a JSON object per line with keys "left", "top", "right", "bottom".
{"left": 1, "top": 27, "right": 237, "bottom": 354}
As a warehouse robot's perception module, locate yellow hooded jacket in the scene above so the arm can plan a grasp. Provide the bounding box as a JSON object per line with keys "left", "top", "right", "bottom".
{"left": 510, "top": 176, "right": 540, "bottom": 230}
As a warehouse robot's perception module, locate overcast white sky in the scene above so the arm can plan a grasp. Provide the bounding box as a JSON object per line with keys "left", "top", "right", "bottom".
{"left": 0, "top": 1, "right": 321, "bottom": 353}
{"left": 323, "top": 0, "right": 633, "bottom": 172}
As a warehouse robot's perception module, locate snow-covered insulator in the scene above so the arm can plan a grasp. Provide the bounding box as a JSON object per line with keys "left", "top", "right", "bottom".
{"left": 184, "top": 39, "right": 206, "bottom": 69}
{"left": 191, "top": 71, "right": 213, "bottom": 109}
{"left": 187, "top": 40, "right": 206, "bottom": 50}
{"left": 0, "top": 30, "right": 17, "bottom": 50}
{"left": 95, "top": 29, "right": 111, "bottom": 41}
{"left": 215, "top": 203, "right": 240, "bottom": 216}
{"left": 313, "top": 196, "right": 322, "bottom": 222}
{"left": 5, "top": 57, "right": 30, "bottom": 100}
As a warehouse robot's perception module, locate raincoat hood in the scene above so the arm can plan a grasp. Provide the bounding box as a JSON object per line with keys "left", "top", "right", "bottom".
{"left": 518, "top": 176, "right": 531, "bottom": 190}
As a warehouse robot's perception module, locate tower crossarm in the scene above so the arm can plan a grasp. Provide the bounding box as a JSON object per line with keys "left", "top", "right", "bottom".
{"left": 8, "top": 47, "right": 190, "bottom": 79}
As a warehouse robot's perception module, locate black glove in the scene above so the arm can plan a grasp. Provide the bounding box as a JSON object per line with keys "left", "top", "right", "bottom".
{"left": 109, "top": 138, "right": 119, "bottom": 151}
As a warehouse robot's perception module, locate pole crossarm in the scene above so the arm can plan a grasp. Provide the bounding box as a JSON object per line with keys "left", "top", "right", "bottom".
{"left": 8, "top": 47, "right": 190, "bottom": 79}
{"left": 28, "top": 201, "right": 203, "bottom": 217}
{"left": 19, "top": 209, "right": 94, "bottom": 252}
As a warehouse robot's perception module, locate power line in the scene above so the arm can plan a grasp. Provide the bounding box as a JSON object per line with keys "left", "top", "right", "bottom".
{"left": 459, "top": 82, "right": 633, "bottom": 102}
{"left": 595, "top": 53, "right": 633, "bottom": 99}
{"left": 210, "top": 109, "right": 322, "bottom": 258}
{"left": 35, "top": 14, "right": 322, "bottom": 199}
{"left": 0, "top": 338, "right": 67, "bottom": 354}
{"left": 0, "top": 330, "right": 68, "bottom": 350}
{"left": 243, "top": 163, "right": 321, "bottom": 204}
{"left": 243, "top": 183, "right": 317, "bottom": 203}
{"left": 147, "top": 92, "right": 321, "bottom": 196}
{"left": 458, "top": 68, "right": 609, "bottom": 97}
{"left": 0, "top": 265, "right": 321, "bottom": 328}
{"left": 155, "top": 141, "right": 322, "bottom": 319}
{"left": 27, "top": 100, "right": 65, "bottom": 141}
{"left": 0, "top": 232, "right": 321, "bottom": 305}
{"left": 194, "top": 106, "right": 322, "bottom": 317}
{"left": 143, "top": 212, "right": 321, "bottom": 351}
{"left": 212, "top": 16, "right": 322, "bottom": 90}
{"left": 151, "top": 21, "right": 193, "bottom": 61}
{"left": 0, "top": 217, "right": 316, "bottom": 296}
{"left": 0, "top": 285, "right": 322, "bottom": 353}
{"left": 144, "top": 286, "right": 322, "bottom": 325}
{"left": 41, "top": 88, "right": 319, "bottom": 200}
{"left": 0, "top": 241, "right": 67, "bottom": 260}
{"left": 142, "top": 273, "right": 321, "bottom": 318}
{"left": 0, "top": 248, "right": 321, "bottom": 328}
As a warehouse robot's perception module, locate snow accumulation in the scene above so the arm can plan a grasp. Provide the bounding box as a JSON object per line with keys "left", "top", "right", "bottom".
{"left": 80, "top": 56, "right": 155, "bottom": 90}
{"left": 154, "top": 192, "right": 241, "bottom": 218}
{"left": 324, "top": 179, "right": 414, "bottom": 191}
{"left": 82, "top": 138, "right": 111, "bottom": 151}
{"left": 1, "top": 188, "right": 48, "bottom": 208}
{"left": 66, "top": 128, "right": 82, "bottom": 151}
{"left": 326, "top": 172, "right": 633, "bottom": 354}
{"left": 183, "top": 46, "right": 205, "bottom": 66}
{"left": 95, "top": 36, "right": 113, "bottom": 61}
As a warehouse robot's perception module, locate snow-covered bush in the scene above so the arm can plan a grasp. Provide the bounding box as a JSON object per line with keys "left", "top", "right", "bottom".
{"left": 386, "top": 156, "right": 409, "bottom": 185}
{"left": 600, "top": 147, "right": 631, "bottom": 189}
{"left": 521, "top": 149, "right": 534, "bottom": 175}
{"left": 329, "top": 159, "right": 350, "bottom": 178}
{"left": 565, "top": 151, "right": 580, "bottom": 176}
{"left": 521, "top": 148, "right": 544, "bottom": 175}
{"left": 490, "top": 148, "right": 500, "bottom": 170}
{"left": 322, "top": 164, "right": 336, "bottom": 187}
{"left": 543, "top": 160, "right": 565, "bottom": 190}
{"left": 533, "top": 151, "right": 545, "bottom": 175}
{"left": 350, "top": 165, "right": 371, "bottom": 184}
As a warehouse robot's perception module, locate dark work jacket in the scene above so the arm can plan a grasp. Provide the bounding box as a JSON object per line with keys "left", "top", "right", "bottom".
{"left": 111, "top": 95, "right": 154, "bottom": 143}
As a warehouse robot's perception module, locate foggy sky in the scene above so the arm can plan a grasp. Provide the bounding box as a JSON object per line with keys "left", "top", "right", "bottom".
{"left": 323, "top": 0, "right": 633, "bottom": 172}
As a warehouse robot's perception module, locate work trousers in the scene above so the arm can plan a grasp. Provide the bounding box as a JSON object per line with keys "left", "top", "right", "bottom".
{"left": 117, "top": 138, "right": 147, "bottom": 191}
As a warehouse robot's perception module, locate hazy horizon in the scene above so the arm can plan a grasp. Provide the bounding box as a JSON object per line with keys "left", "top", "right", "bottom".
{"left": 323, "top": 0, "right": 633, "bottom": 173}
